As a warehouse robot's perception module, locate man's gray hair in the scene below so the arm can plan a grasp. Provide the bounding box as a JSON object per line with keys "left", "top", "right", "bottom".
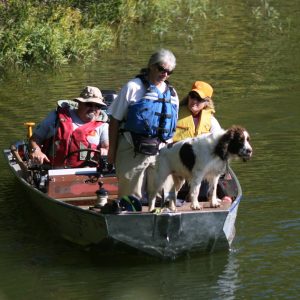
{"left": 148, "top": 49, "right": 176, "bottom": 71}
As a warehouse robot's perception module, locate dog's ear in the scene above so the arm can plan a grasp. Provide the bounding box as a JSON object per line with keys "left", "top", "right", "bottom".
{"left": 215, "top": 129, "right": 234, "bottom": 160}
{"left": 215, "top": 126, "right": 245, "bottom": 159}
{"left": 225, "top": 126, "right": 248, "bottom": 156}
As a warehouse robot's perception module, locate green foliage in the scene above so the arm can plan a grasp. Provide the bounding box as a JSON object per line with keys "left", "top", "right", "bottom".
{"left": 116, "top": 0, "right": 216, "bottom": 43}
{"left": 0, "top": 0, "right": 117, "bottom": 69}
{"left": 0, "top": 0, "right": 287, "bottom": 70}
{"left": 251, "top": 0, "right": 283, "bottom": 32}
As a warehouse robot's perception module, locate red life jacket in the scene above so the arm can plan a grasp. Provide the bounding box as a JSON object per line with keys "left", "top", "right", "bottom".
{"left": 44, "top": 107, "right": 104, "bottom": 167}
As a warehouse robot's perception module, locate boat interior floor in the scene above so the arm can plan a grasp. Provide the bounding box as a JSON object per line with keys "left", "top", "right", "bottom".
{"left": 45, "top": 172, "right": 234, "bottom": 214}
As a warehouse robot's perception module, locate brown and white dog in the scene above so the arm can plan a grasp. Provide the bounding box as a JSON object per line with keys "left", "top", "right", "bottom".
{"left": 148, "top": 126, "right": 253, "bottom": 211}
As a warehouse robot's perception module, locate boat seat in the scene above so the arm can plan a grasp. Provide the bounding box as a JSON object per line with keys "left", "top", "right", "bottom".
{"left": 48, "top": 173, "right": 118, "bottom": 200}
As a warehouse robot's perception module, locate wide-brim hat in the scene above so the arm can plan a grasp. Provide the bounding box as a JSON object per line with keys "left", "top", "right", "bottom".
{"left": 74, "top": 86, "right": 107, "bottom": 106}
{"left": 191, "top": 81, "right": 213, "bottom": 99}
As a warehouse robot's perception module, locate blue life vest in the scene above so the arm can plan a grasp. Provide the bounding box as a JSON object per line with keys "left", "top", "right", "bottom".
{"left": 124, "top": 76, "right": 178, "bottom": 142}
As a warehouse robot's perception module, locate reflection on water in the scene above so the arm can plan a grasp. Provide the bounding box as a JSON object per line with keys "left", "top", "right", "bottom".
{"left": 0, "top": 0, "right": 300, "bottom": 299}
{"left": 214, "top": 252, "right": 240, "bottom": 300}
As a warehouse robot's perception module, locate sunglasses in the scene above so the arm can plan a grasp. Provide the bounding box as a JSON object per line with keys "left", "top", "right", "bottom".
{"left": 84, "top": 102, "right": 103, "bottom": 109}
{"left": 156, "top": 64, "right": 173, "bottom": 75}
{"left": 189, "top": 91, "right": 210, "bottom": 103}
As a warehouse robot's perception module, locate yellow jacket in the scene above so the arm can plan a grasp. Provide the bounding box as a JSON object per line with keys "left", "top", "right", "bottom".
{"left": 173, "top": 106, "right": 215, "bottom": 142}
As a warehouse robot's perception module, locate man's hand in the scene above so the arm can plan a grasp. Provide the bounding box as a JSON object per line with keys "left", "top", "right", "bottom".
{"left": 30, "top": 147, "right": 50, "bottom": 165}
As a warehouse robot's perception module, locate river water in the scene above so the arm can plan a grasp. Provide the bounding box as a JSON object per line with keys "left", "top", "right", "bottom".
{"left": 0, "top": 1, "right": 299, "bottom": 299}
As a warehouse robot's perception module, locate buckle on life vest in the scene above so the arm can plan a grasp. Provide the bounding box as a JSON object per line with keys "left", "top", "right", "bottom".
{"left": 157, "top": 98, "right": 170, "bottom": 103}
{"left": 154, "top": 112, "right": 172, "bottom": 118}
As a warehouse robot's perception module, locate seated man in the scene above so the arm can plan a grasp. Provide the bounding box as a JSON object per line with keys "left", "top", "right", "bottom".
{"left": 29, "top": 86, "right": 109, "bottom": 168}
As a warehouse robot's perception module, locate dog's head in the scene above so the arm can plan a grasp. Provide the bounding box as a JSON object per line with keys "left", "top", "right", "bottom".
{"left": 215, "top": 126, "right": 253, "bottom": 161}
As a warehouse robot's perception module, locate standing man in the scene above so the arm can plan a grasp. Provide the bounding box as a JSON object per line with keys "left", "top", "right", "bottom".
{"left": 107, "top": 49, "right": 179, "bottom": 201}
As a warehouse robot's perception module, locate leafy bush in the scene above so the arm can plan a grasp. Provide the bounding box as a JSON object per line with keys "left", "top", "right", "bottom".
{"left": 0, "top": 0, "right": 118, "bottom": 69}
{"left": 0, "top": 0, "right": 285, "bottom": 69}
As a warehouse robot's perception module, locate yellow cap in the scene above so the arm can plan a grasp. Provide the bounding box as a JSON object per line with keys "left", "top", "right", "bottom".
{"left": 191, "top": 81, "right": 213, "bottom": 99}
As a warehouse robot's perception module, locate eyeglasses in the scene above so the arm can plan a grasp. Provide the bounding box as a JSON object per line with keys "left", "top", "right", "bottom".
{"left": 156, "top": 64, "right": 173, "bottom": 75}
{"left": 84, "top": 102, "right": 103, "bottom": 109}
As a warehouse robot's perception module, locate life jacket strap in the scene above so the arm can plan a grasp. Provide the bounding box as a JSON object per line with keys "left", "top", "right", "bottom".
{"left": 154, "top": 112, "right": 172, "bottom": 119}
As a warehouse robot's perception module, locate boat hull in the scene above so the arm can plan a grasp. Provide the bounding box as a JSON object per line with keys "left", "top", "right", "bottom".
{"left": 4, "top": 149, "right": 241, "bottom": 259}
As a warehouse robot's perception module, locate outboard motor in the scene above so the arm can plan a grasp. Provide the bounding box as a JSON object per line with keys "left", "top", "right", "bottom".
{"left": 102, "top": 90, "right": 117, "bottom": 107}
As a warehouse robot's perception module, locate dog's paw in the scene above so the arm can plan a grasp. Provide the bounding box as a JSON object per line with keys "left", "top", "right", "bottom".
{"left": 168, "top": 201, "right": 177, "bottom": 212}
{"left": 190, "top": 201, "right": 203, "bottom": 210}
{"left": 148, "top": 199, "right": 157, "bottom": 212}
{"left": 148, "top": 205, "right": 156, "bottom": 212}
{"left": 210, "top": 198, "right": 222, "bottom": 208}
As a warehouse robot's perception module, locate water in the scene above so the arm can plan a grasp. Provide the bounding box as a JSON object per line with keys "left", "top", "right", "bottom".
{"left": 0, "top": 1, "right": 300, "bottom": 299}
